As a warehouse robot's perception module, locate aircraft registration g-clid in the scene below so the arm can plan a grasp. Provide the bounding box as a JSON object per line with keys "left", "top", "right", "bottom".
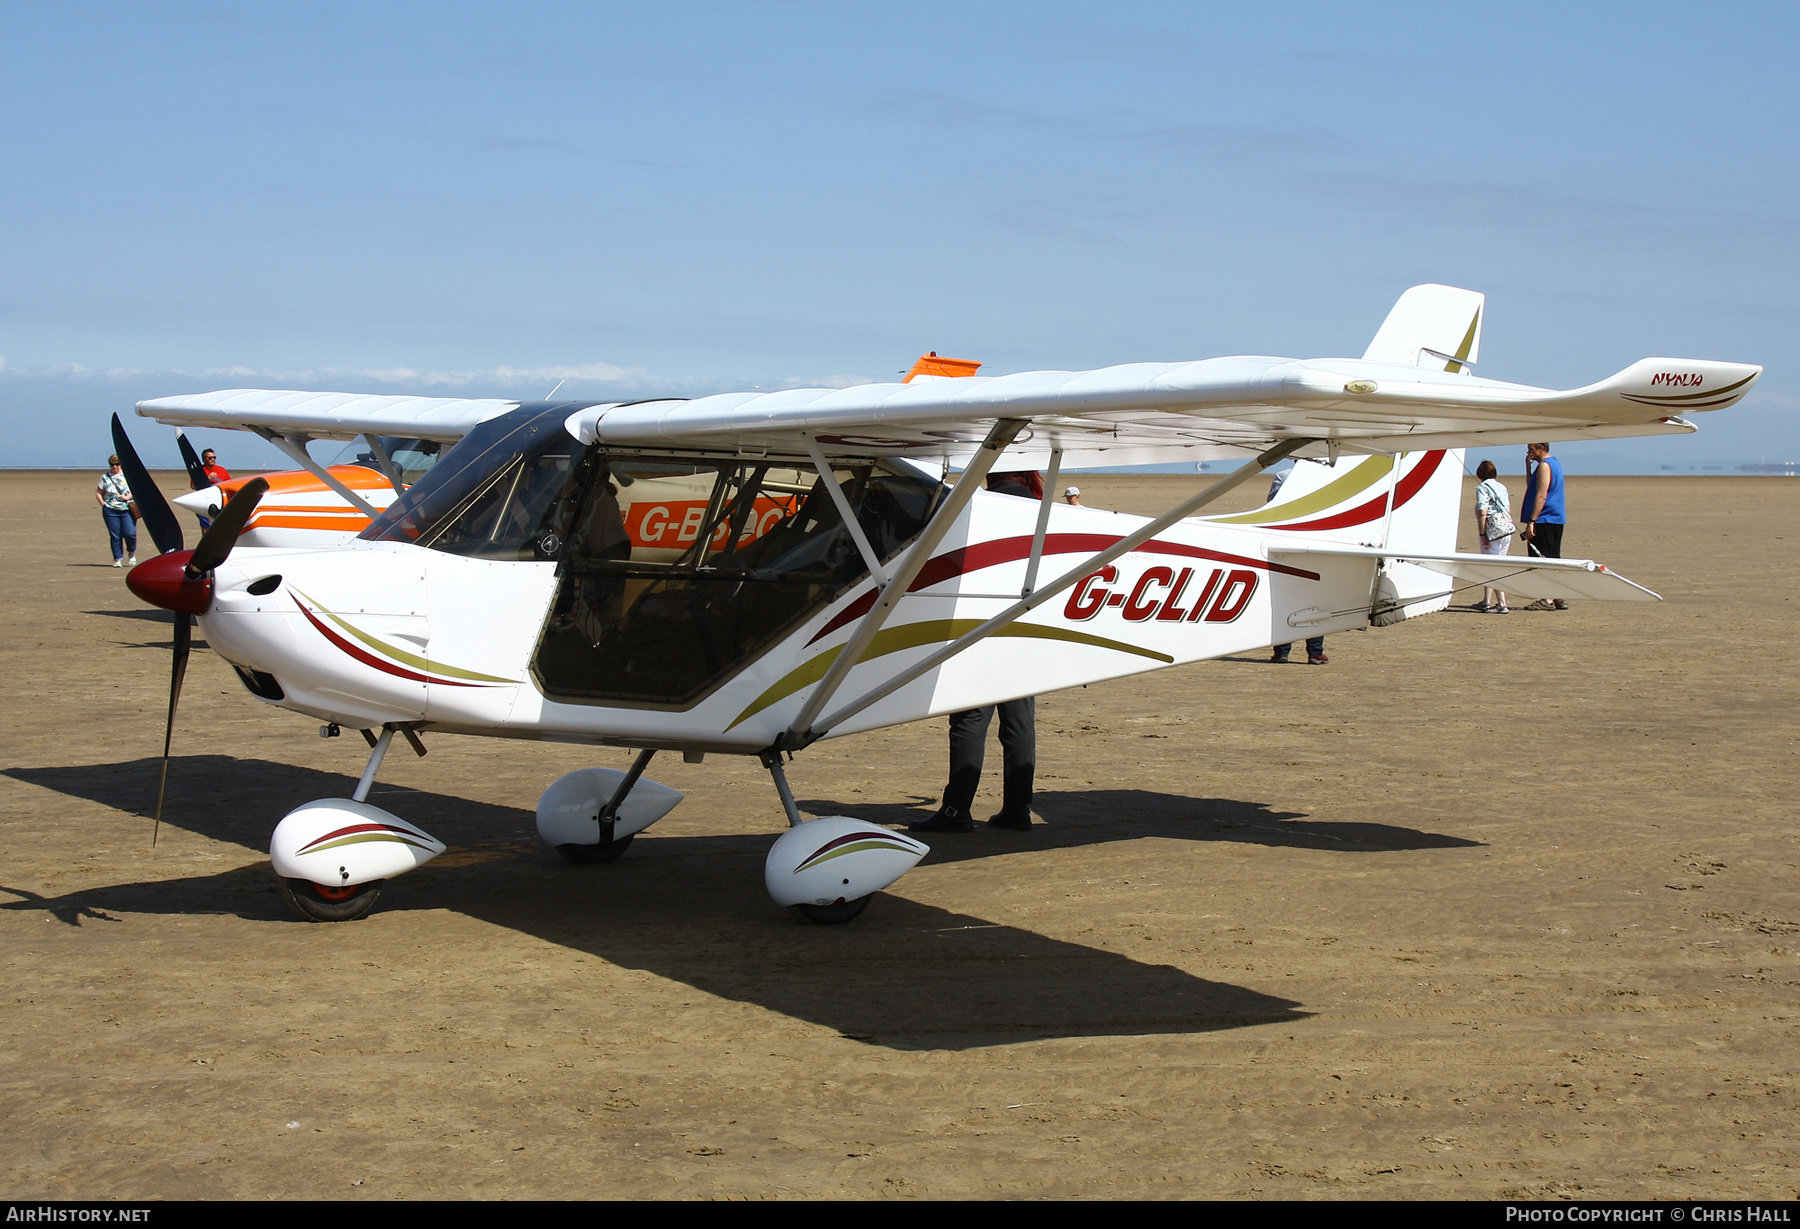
{"left": 111, "top": 284, "right": 1759, "bottom": 925}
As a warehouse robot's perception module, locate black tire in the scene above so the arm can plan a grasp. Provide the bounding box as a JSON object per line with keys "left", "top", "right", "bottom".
{"left": 557, "top": 833, "right": 635, "bottom": 864}
{"left": 281, "top": 877, "right": 384, "bottom": 922}
{"left": 789, "top": 895, "right": 872, "bottom": 925}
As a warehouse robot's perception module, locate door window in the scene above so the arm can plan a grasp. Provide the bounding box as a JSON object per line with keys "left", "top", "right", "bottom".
{"left": 533, "top": 455, "right": 941, "bottom": 708}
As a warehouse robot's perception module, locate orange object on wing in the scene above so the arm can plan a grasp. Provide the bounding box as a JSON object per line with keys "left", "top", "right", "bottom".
{"left": 902, "top": 352, "right": 982, "bottom": 383}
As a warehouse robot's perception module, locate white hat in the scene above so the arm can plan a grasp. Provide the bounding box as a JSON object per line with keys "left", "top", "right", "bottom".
{"left": 1064, "top": 485, "right": 1080, "bottom": 495}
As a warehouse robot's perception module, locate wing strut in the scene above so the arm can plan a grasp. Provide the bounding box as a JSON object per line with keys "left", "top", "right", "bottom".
{"left": 793, "top": 436, "right": 1312, "bottom": 748}
{"left": 782, "top": 418, "right": 1028, "bottom": 744}
{"left": 249, "top": 427, "right": 383, "bottom": 518}
{"left": 803, "top": 433, "right": 888, "bottom": 585}
{"left": 363, "top": 434, "right": 408, "bottom": 497}
{"left": 1021, "top": 448, "right": 1063, "bottom": 597}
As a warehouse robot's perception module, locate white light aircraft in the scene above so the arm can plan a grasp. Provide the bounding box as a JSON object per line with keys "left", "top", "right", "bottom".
{"left": 111, "top": 284, "right": 1759, "bottom": 925}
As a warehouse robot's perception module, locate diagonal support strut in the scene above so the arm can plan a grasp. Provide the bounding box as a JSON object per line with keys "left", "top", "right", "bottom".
{"left": 780, "top": 418, "right": 1028, "bottom": 746}
{"left": 798, "top": 437, "right": 1314, "bottom": 745}
{"left": 250, "top": 427, "right": 382, "bottom": 518}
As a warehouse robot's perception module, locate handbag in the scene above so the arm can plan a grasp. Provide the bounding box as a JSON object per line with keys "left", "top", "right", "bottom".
{"left": 1479, "top": 481, "right": 1513, "bottom": 540}
{"left": 128, "top": 500, "right": 141, "bottom": 522}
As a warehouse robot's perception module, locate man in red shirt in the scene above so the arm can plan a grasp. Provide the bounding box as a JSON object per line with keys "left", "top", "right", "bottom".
{"left": 201, "top": 449, "right": 230, "bottom": 486}
{"left": 196, "top": 449, "right": 231, "bottom": 529}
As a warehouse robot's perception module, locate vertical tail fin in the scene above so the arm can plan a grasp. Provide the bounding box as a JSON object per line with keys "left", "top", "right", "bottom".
{"left": 1235, "top": 448, "right": 1469, "bottom": 624}
{"left": 1210, "top": 448, "right": 1463, "bottom": 552}
{"left": 1363, "top": 284, "right": 1485, "bottom": 373}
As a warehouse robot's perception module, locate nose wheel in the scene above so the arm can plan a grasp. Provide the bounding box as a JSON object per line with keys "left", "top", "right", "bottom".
{"left": 789, "top": 895, "right": 872, "bottom": 925}
{"left": 281, "top": 877, "right": 385, "bottom": 922}
{"left": 557, "top": 834, "right": 635, "bottom": 864}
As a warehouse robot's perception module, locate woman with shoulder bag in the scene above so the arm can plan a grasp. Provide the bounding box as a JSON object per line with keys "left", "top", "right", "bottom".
{"left": 1472, "top": 459, "right": 1513, "bottom": 614}
{"left": 96, "top": 454, "right": 137, "bottom": 568}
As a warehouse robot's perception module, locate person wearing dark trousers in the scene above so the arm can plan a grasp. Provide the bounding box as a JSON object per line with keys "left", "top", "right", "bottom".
{"left": 1271, "top": 637, "right": 1327, "bottom": 665}
{"left": 912, "top": 699, "right": 1038, "bottom": 832}
{"left": 911, "top": 470, "right": 1042, "bottom": 833}
{"left": 1520, "top": 441, "right": 1568, "bottom": 610}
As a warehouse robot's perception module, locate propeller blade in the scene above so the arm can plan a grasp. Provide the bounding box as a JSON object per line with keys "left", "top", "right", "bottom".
{"left": 175, "top": 428, "right": 209, "bottom": 491}
{"left": 152, "top": 613, "right": 193, "bottom": 847}
{"left": 110, "top": 414, "right": 185, "bottom": 556}
{"left": 187, "top": 477, "right": 268, "bottom": 575}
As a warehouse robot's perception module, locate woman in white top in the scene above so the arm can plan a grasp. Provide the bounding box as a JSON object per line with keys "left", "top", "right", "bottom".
{"left": 95, "top": 454, "right": 137, "bottom": 567}
{"left": 1472, "top": 459, "right": 1513, "bottom": 613}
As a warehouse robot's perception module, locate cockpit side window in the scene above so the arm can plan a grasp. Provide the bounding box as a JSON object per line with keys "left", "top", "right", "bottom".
{"left": 359, "top": 408, "right": 589, "bottom": 561}
{"left": 533, "top": 453, "right": 943, "bottom": 708}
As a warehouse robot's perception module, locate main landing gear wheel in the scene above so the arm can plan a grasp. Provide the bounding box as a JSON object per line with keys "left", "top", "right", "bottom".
{"left": 281, "top": 877, "right": 385, "bottom": 922}
{"left": 789, "top": 895, "right": 872, "bottom": 925}
{"left": 557, "top": 834, "right": 635, "bottom": 864}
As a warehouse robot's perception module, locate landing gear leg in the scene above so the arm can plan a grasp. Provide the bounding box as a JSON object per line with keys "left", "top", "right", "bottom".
{"left": 557, "top": 748, "right": 654, "bottom": 864}
{"left": 760, "top": 749, "right": 805, "bottom": 829}
{"left": 759, "top": 751, "right": 879, "bottom": 924}
{"left": 280, "top": 725, "right": 408, "bottom": 922}
{"left": 352, "top": 726, "right": 394, "bottom": 802}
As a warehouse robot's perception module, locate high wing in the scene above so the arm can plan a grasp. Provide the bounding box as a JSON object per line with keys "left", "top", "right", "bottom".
{"left": 136, "top": 389, "right": 525, "bottom": 442}
{"left": 136, "top": 285, "right": 1760, "bottom": 464}
{"left": 567, "top": 354, "right": 1757, "bottom": 466}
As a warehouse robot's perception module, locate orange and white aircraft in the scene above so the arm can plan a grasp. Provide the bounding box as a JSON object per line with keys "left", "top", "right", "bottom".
{"left": 169, "top": 436, "right": 443, "bottom": 547}
{"left": 110, "top": 284, "right": 1758, "bottom": 925}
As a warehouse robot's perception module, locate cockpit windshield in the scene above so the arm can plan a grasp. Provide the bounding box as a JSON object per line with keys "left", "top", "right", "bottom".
{"left": 358, "top": 407, "right": 587, "bottom": 561}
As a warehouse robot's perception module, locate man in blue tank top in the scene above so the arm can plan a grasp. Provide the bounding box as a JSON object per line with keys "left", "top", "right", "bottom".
{"left": 1521, "top": 442, "right": 1568, "bottom": 609}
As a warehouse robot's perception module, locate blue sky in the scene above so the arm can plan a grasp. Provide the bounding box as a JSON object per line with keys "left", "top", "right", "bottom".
{"left": 2, "top": 1, "right": 1794, "bottom": 471}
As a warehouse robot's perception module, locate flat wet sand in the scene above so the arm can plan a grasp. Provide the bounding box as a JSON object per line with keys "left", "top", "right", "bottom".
{"left": 1, "top": 469, "right": 1795, "bottom": 1199}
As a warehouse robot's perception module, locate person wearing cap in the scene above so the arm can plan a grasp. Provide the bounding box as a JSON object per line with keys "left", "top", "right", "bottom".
{"left": 95, "top": 455, "right": 137, "bottom": 567}
{"left": 1063, "top": 486, "right": 1081, "bottom": 505}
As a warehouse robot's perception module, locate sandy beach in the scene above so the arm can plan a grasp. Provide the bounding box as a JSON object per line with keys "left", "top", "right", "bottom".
{"left": 1, "top": 469, "right": 1795, "bottom": 1200}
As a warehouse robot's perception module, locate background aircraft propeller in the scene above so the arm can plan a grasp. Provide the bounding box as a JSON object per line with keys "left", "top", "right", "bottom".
{"left": 109, "top": 414, "right": 184, "bottom": 556}
{"left": 175, "top": 428, "right": 209, "bottom": 492}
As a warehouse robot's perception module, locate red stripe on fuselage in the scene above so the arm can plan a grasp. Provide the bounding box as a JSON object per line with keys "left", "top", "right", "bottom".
{"left": 807, "top": 533, "right": 1321, "bottom": 645}
{"left": 291, "top": 597, "right": 482, "bottom": 688}
{"left": 1266, "top": 450, "right": 1446, "bottom": 532}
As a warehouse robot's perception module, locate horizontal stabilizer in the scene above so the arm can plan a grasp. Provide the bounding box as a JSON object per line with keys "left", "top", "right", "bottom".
{"left": 1269, "top": 545, "right": 1661, "bottom": 603}
{"left": 1565, "top": 358, "right": 1761, "bottom": 413}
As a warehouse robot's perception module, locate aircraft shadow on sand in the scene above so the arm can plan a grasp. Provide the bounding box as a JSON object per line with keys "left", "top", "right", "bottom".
{"left": 81, "top": 608, "right": 207, "bottom": 651}
{"left": 0, "top": 754, "right": 1495, "bottom": 1049}
{"left": 83, "top": 608, "right": 186, "bottom": 623}
{"left": 801, "top": 789, "right": 1483, "bottom": 862}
